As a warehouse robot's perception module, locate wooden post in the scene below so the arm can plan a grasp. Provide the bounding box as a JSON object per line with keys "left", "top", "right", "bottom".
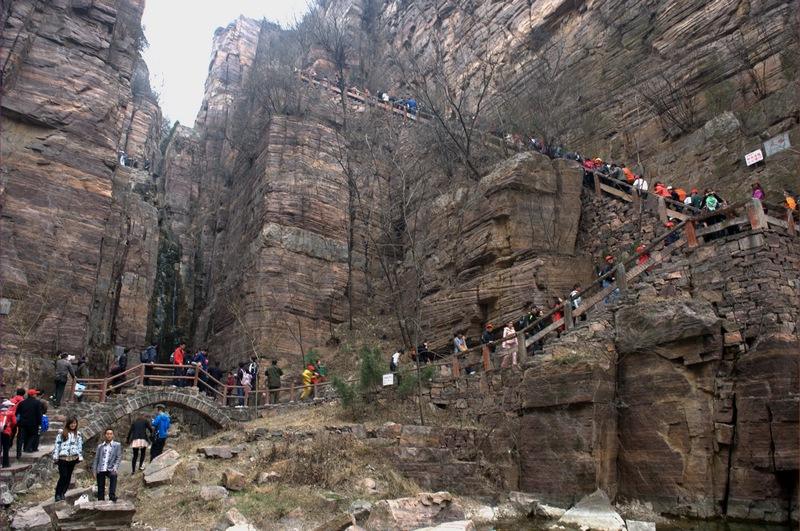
{"left": 192, "top": 367, "right": 200, "bottom": 388}
{"left": 220, "top": 385, "right": 227, "bottom": 405}
{"left": 685, "top": 220, "right": 699, "bottom": 247}
{"left": 139, "top": 364, "right": 146, "bottom": 386}
{"left": 516, "top": 332, "right": 527, "bottom": 365}
{"left": 481, "top": 345, "right": 492, "bottom": 371}
{"left": 99, "top": 379, "right": 108, "bottom": 403}
{"left": 290, "top": 382, "right": 295, "bottom": 402}
{"left": 564, "top": 301, "right": 574, "bottom": 330}
{"left": 631, "top": 187, "right": 641, "bottom": 208}
{"left": 313, "top": 383, "right": 318, "bottom": 400}
{"left": 747, "top": 198, "right": 768, "bottom": 230}
{"left": 452, "top": 356, "right": 461, "bottom": 378}
{"left": 616, "top": 263, "right": 627, "bottom": 294}
{"left": 593, "top": 172, "right": 602, "bottom": 197}
{"left": 657, "top": 196, "right": 668, "bottom": 223}
{"left": 787, "top": 208, "right": 796, "bottom": 236}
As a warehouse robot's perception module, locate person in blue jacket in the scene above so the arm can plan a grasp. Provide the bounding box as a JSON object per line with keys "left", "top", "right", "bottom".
{"left": 149, "top": 404, "right": 171, "bottom": 462}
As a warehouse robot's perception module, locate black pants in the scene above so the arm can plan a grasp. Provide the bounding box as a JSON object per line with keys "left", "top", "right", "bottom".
{"left": 30, "top": 428, "right": 40, "bottom": 451}
{"left": 53, "top": 379, "right": 67, "bottom": 407}
{"left": 150, "top": 437, "right": 166, "bottom": 461}
{"left": 17, "top": 425, "right": 36, "bottom": 457}
{"left": 96, "top": 471, "right": 117, "bottom": 501}
{"left": 269, "top": 387, "right": 280, "bottom": 404}
{"left": 55, "top": 458, "right": 78, "bottom": 498}
{"left": 1, "top": 433, "right": 12, "bottom": 467}
{"left": 131, "top": 447, "right": 146, "bottom": 472}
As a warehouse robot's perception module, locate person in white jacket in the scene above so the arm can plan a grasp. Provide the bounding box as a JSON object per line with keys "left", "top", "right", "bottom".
{"left": 52, "top": 416, "right": 83, "bottom": 501}
{"left": 501, "top": 321, "right": 518, "bottom": 368}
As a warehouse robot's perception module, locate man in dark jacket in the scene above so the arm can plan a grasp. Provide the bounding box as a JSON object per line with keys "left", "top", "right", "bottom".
{"left": 15, "top": 390, "right": 43, "bottom": 458}
{"left": 265, "top": 360, "right": 283, "bottom": 405}
{"left": 53, "top": 353, "right": 76, "bottom": 408}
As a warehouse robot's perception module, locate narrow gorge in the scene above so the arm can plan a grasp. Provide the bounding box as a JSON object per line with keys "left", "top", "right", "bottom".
{"left": 1, "top": 0, "right": 798, "bottom": 529}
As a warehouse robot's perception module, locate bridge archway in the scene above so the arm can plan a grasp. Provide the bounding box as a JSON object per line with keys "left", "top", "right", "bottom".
{"left": 68, "top": 387, "right": 234, "bottom": 440}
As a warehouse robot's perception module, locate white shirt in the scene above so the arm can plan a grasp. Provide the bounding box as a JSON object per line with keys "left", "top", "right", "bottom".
{"left": 391, "top": 352, "right": 400, "bottom": 365}
{"left": 97, "top": 442, "right": 113, "bottom": 472}
{"left": 633, "top": 178, "right": 649, "bottom": 191}
{"left": 570, "top": 290, "right": 582, "bottom": 308}
{"left": 684, "top": 196, "right": 692, "bottom": 205}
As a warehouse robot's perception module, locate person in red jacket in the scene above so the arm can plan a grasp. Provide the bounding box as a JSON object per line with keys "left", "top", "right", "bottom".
{"left": 1, "top": 399, "right": 17, "bottom": 468}
{"left": 172, "top": 342, "right": 186, "bottom": 387}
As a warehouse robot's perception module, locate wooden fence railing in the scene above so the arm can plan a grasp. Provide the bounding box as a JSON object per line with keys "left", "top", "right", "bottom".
{"left": 70, "top": 363, "right": 346, "bottom": 408}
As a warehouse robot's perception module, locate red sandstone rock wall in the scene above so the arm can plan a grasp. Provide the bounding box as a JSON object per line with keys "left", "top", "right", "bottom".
{"left": 380, "top": 0, "right": 799, "bottom": 200}
{"left": 424, "top": 226, "right": 798, "bottom": 523}
{"left": 0, "top": 0, "right": 162, "bottom": 383}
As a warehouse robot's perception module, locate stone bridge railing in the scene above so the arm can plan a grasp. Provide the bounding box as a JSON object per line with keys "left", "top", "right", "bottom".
{"left": 63, "top": 386, "right": 236, "bottom": 439}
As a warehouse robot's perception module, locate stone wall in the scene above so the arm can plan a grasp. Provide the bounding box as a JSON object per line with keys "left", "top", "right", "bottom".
{"left": 577, "top": 187, "right": 677, "bottom": 266}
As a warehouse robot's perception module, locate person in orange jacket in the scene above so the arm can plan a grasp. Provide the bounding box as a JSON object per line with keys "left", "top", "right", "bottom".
{"left": 623, "top": 167, "right": 636, "bottom": 184}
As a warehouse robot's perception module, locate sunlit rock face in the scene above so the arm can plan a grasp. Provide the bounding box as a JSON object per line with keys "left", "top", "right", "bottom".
{"left": 1, "top": 0, "right": 162, "bottom": 381}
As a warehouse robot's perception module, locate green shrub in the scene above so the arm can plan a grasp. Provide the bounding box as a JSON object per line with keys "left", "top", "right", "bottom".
{"left": 332, "top": 345, "right": 385, "bottom": 419}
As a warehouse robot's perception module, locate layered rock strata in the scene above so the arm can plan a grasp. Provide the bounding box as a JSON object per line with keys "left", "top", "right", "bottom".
{"left": 425, "top": 225, "right": 799, "bottom": 523}
{"left": 381, "top": 0, "right": 799, "bottom": 199}
{"left": 0, "top": 0, "right": 162, "bottom": 380}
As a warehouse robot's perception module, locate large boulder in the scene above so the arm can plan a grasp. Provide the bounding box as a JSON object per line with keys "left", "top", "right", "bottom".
{"left": 197, "top": 446, "right": 241, "bottom": 459}
{"left": 365, "top": 492, "right": 465, "bottom": 530}
{"left": 615, "top": 299, "right": 721, "bottom": 360}
{"left": 144, "top": 449, "right": 182, "bottom": 487}
{"left": 201, "top": 486, "right": 229, "bottom": 501}
{"left": 51, "top": 500, "right": 136, "bottom": 530}
{"left": 557, "top": 489, "right": 626, "bottom": 531}
{"left": 11, "top": 505, "right": 51, "bottom": 530}
{"left": 222, "top": 468, "right": 247, "bottom": 491}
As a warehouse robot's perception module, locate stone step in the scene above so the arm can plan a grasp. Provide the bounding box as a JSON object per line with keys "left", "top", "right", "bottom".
{"left": 17, "top": 445, "right": 53, "bottom": 463}
{"left": 0, "top": 461, "right": 33, "bottom": 480}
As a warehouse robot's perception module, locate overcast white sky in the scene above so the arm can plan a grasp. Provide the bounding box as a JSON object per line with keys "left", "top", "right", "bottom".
{"left": 142, "top": 0, "right": 308, "bottom": 126}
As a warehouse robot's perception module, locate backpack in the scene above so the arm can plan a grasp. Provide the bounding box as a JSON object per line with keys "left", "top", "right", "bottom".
{"left": 706, "top": 195, "right": 719, "bottom": 211}
{"left": 140, "top": 349, "right": 149, "bottom": 363}
{"left": 41, "top": 415, "right": 49, "bottom": 433}
{"left": 169, "top": 352, "right": 175, "bottom": 363}
{"left": 0, "top": 415, "right": 7, "bottom": 432}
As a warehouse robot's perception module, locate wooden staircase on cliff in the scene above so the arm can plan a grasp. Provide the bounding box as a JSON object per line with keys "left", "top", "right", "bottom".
{"left": 437, "top": 197, "right": 798, "bottom": 378}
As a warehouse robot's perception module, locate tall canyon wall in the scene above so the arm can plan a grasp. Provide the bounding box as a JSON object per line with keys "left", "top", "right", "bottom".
{"left": 1, "top": 0, "right": 163, "bottom": 382}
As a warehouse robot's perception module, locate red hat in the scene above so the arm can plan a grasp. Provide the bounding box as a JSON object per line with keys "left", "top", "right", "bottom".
{"left": 307, "top": 364, "right": 315, "bottom": 371}
{"left": 486, "top": 323, "right": 494, "bottom": 330}
{"left": 636, "top": 244, "right": 646, "bottom": 253}
{"left": 605, "top": 255, "right": 614, "bottom": 262}
{"left": 27, "top": 389, "right": 40, "bottom": 396}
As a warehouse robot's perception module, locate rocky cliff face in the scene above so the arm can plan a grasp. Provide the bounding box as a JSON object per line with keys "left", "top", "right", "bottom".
{"left": 381, "top": 0, "right": 799, "bottom": 201}
{"left": 156, "top": 18, "right": 354, "bottom": 363}
{"left": 0, "top": 0, "right": 163, "bottom": 380}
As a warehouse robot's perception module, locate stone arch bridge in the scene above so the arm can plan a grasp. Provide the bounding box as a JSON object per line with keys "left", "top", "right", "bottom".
{"left": 63, "top": 386, "right": 236, "bottom": 440}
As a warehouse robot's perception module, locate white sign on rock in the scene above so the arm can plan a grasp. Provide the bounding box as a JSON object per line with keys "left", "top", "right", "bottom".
{"left": 745, "top": 149, "right": 764, "bottom": 166}
{"left": 764, "top": 132, "right": 791, "bottom": 157}
{"left": 382, "top": 373, "right": 394, "bottom": 386}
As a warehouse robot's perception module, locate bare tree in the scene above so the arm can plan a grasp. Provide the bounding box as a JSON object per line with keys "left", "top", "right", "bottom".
{"left": 640, "top": 71, "right": 699, "bottom": 138}
{"left": 493, "top": 30, "right": 582, "bottom": 153}
{"left": 394, "top": 35, "right": 502, "bottom": 180}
